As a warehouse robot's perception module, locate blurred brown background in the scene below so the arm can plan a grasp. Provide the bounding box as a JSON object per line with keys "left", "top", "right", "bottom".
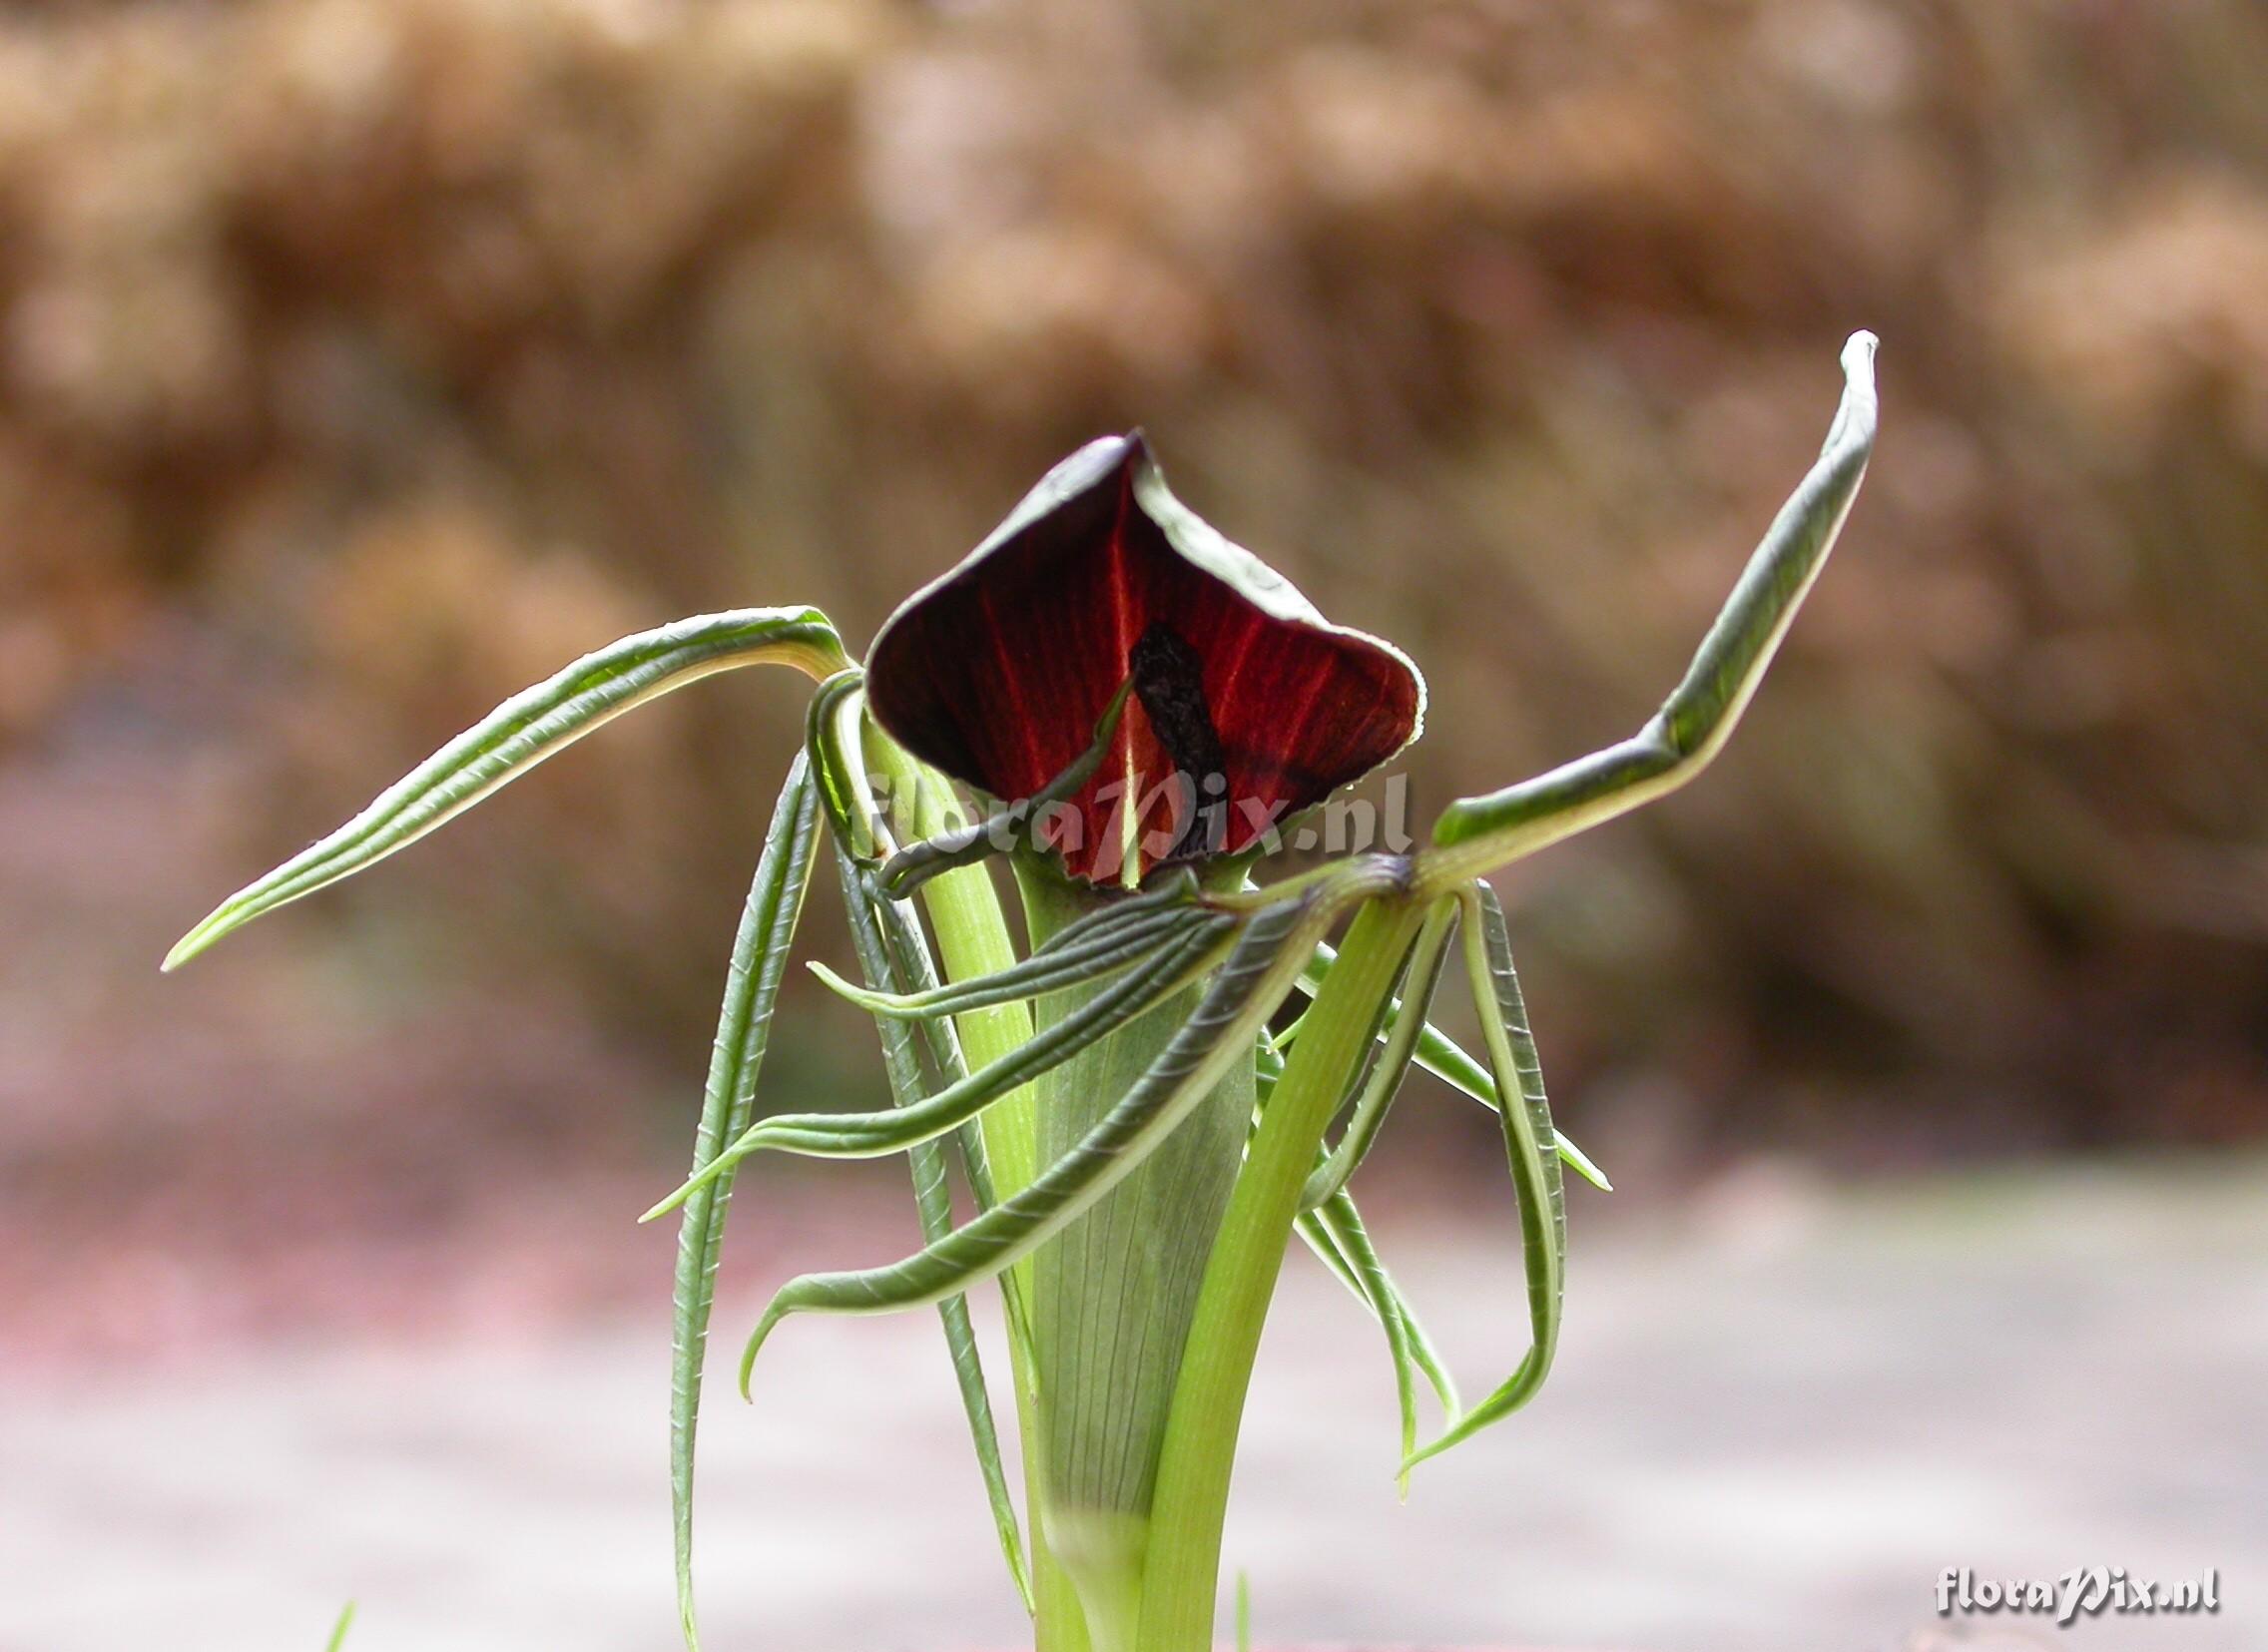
{"left": 3, "top": 3, "right": 2265, "bottom": 1649}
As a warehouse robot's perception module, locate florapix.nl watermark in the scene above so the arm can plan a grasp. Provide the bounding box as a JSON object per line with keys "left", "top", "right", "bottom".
{"left": 858, "top": 769, "right": 1418, "bottom": 879}
{"left": 1937, "top": 1566, "right": 2220, "bottom": 1627}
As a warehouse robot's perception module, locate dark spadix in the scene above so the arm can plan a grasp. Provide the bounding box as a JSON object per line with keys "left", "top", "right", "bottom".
{"left": 866, "top": 434, "right": 1425, "bottom": 884}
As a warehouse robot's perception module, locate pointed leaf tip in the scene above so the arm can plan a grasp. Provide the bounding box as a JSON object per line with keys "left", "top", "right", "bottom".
{"left": 806, "top": 958, "right": 886, "bottom": 1009}
{"left": 158, "top": 607, "right": 845, "bottom": 970}
{"left": 667, "top": 756, "right": 822, "bottom": 1652}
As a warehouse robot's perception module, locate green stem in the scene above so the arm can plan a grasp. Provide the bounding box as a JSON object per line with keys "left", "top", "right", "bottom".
{"left": 865, "top": 731, "right": 1092, "bottom": 1652}
{"left": 1013, "top": 864, "right": 1256, "bottom": 1652}
{"left": 1136, "top": 898, "right": 1424, "bottom": 1652}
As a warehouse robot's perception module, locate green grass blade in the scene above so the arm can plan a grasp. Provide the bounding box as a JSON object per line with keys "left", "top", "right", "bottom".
{"left": 165, "top": 607, "right": 848, "bottom": 969}
{"left": 642, "top": 915, "right": 1237, "bottom": 1215}
{"left": 669, "top": 752, "right": 823, "bottom": 1652}
{"left": 1404, "top": 881, "right": 1566, "bottom": 1472}
{"left": 737, "top": 886, "right": 1338, "bottom": 1392}
{"left": 1296, "top": 939, "right": 1610, "bottom": 1191}
{"left": 836, "top": 846, "right": 1032, "bottom": 1612}
{"left": 322, "top": 1602, "right": 355, "bottom": 1652}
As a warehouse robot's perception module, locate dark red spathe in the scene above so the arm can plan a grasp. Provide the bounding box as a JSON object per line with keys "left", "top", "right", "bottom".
{"left": 866, "top": 433, "right": 1424, "bottom": 883}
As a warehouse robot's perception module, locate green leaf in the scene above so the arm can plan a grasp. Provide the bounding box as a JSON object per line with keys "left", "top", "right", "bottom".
{"left": 1260, "top": 1039, "right": 1458, "bottom": 1479}
{"left": 1296, "top": 938, "right": 1610, "bottom": 1191}
{"left": 736, "top": 884, "right": 1340, "bottom": 1392}
{"left": 1301, "top": 897, "right": 1459, "bottom": 1213}
{"left": 803, "top": 697, "right": 1045, "bottom": 1359}
{"left": 1314, "top": 1192, "right": 1444, "bottom": 1493}
{"left": 805, "top": 669, "right": 881, "bottom": 861}
{"left": 322, "top": 1602, "right": 355, "bottom": 1652}
{"left": 164, "top": 606, "right": 848, "bottom": 969}
{"left": 1028, "top": 868, "right": 1202, "bottom": 950}
{"left": 810, "top": 899, "right": 1214, "bottom": 1020}
{"left": 670, "top": 752, "right": 823, "bottom": 1652}
{"left": 1404, "top": 881, "right": 1566, "bottom": 1472}
{"left": 1312, "top": 1191, "right": 1458, "bottom": 1417}
{"left": 857, "top": 873, "right": 1038, "bottom": 1363}
{"left": 1426, "top": 333, "right": 1878, "bottom": 879}
{"left": 641, "top": 913, "right": 1236, "bottom": 1217}
{"left": 835, "top": 845, "right": 1032, "bottom": 1612}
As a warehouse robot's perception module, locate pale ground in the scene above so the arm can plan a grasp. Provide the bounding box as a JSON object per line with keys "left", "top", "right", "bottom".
{"left": 5, "top": 1160, "right": 2262, "bottom": 1652}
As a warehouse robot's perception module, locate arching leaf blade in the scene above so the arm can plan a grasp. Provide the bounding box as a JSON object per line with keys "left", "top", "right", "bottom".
{"left": 805, "top": 670, "right": 882, "bottom": 862}
{"left": 1426, "top": 333, "right": 1878, "bottom": 877}
{"left": 641, "top": 916, "right": 1236, "bottom": 1218}
{"left": 670, "top": 752, "right": 824, "bottom": 1652}
{"left": 1310, "top": 1190, "right": 1460, "bottom": 1427}
{"left": 1301, "top": 897, "right": 1459, "bottom": 1213}
{"left": 1404, "top": 882, "right": 1566, "bottom": 1472}
{"left": 737, "top": 884, "right": 1345, "bottom": 1391}
{"left": 1296, "top": 939, "right": 1610, "bottom": 1191}
{"left": 809, "top": 902, "right": 1211, "bottom": 1020}
{"left": 835, "top": 846, "right": 1031, "bottom": 1612}
{"left": 1260, "top": 1038, "right": 1457, "bottom": 1478}
{"left": 165, "top": 607, "right": 848, "bottom": 969}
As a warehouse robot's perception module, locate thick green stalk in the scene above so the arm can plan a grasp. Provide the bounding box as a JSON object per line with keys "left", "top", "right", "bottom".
{"left": 1013, "top": 865, "right": 1257, "bottom": 1652}
{"left": 864, "top": 733, "right": 1091, "bottom": 1652}
{"left": 1137, "top": 898, "right": 1425, "bottom": 1652}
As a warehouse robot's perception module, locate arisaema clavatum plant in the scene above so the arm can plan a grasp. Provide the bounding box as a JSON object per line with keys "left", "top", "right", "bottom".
{"left": 167, "top": 333, "right": 1878, "bottom": 1652}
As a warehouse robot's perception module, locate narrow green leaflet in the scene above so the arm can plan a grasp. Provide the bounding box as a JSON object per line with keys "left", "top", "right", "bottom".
{"left": 736, "top": 884, "right": 1349, "bottom": 1394}
{"left": 799, "top": 690, "right": 1039, "bottom": 1357}
{"left": 1404, "top": 881, "right": 1566, "bottom": 1472}
{"left": 165, "top": 607, "right": 849, "bottom": 969}
{"left": 1300, "top": 897, "right": 1460, "bottom": 1213}
{"left": 1425, "top": 332, "right": 1879, "bottom": 881}
{"left": 1259, "top": 1039, "right": 1458, "bottom": 1474}
{"left": 860, "top": 878, "right": 1037, "bottom": 1360}
{"left": 1026, "top": 867, "right": 1201, "bottom": 950}
{"left": 1309, "top": 1192, "right": 1458, "bottom": 1422}
{"left": 835, "top": 846, "right": 1032, "bottom": 1611}
{"left": 805, "top": 669, "right": 881, "bottom": 861}
{"left": 669, "top": 753, "right": 823, "bottom": 1652}
{"left": 643, "top": 914, "right": 1236, "bottom": 1216}
{"left": 832, "top": 867, "right": 1207, "bottom": 1019}
{"left": 1296, "top": 938, "right": 1610, "bottom": 1192}
{"left": 1318, "top": 1192, "right": 1441, "bottom": 1492}
{"left": 812, "top": 901, "right": 1215, "bottom": 1020}
{"left": 322, "top": 1603, "right": 355, "bottom": 1652}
